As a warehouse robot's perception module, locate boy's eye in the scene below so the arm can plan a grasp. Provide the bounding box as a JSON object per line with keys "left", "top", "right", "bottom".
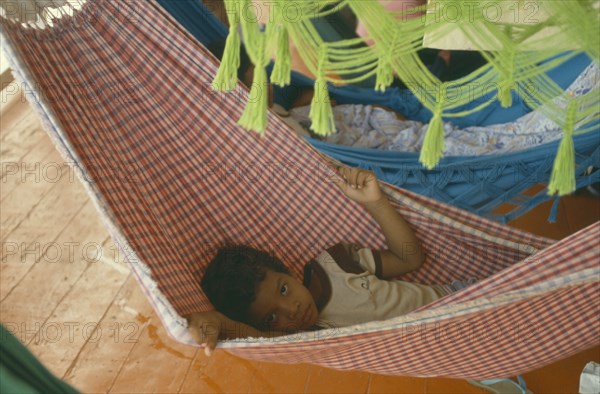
{"left": 280, "top": 284, "right": 288, "bottom": 296}
{"left": 265, "top": 313, "right": 276, "bottom": 325}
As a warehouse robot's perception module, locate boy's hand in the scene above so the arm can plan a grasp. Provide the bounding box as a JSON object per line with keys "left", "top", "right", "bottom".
{"left": 332, "top": 167, "right": 383, "bottom": 205}
{"left": 187, "top": 311, "right": 286, "bottom": 357}
{"left": 186, "top": 311, "right": 224, "bottom": 357}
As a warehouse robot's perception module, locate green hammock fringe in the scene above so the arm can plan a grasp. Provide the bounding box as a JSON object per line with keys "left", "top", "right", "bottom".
{"left": 419, "top": 112, "right": 445, "bottom": 169}
{"left": 309, "top": 46, "right": 335, "bottom": 136}
{"left": 499, "top": 81, "right": 514, "bottom": 108}
{"left": 212, "top": 23, "right": 240, "bottom": 91}
{"left": 548, "top": 100, "right": 578, "bottom": 196}
{"left": 375, "top": 55, "right": 394, "bottom": 92}
{"left": 419, "top": 84, "right": 448, "bottom": 169}
{"left": 218, "top": 0, "right": 598, "bottom": 186}
{"left": 238, "top": 64, "right": 269, "bottom": 134}
{"left": 375, "top": 28, "right": 398, "bottom": 92}
{"left": 498, "top": 43, "right": 516, "bottom": 108}
{"left": 237, "top": 25, "right": 269, "bottom": 134}
{"left": 271, "top": 25, "right": 291, "bottom": 87}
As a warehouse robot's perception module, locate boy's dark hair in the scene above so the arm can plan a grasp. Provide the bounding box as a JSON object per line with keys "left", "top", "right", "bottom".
{"left": 200, "top": 245, "right": 290, "bottom": 324}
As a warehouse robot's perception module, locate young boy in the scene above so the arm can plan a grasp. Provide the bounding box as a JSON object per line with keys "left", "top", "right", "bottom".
{"left": 187, "top": 167, "right": 463, "bottom": 356}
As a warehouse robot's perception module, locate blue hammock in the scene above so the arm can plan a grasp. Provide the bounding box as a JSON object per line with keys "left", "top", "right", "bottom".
{"left": 157, "top": 0, "right": 599, "bottom": 222}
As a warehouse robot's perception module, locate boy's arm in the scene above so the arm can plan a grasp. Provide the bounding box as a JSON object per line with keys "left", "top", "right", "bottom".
{"left": 186, "top": 311, "right": 286, "bottom": 357}
{"left": 332, "top": 167, "right": 425, "bottom": 279}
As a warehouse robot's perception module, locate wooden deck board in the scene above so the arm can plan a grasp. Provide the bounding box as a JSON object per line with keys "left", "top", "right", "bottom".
{"left": 1, "top": 137, "right": 59, "bottom": 202}
{"left": 25, "top": 245, "right": 130, "bottom": 378}
{"left": 63, "top": 274, "right": 150, "bottom": 393}
{"left": 0, "top": 200, "right": 108, "bottom": 323}
{"left": 0, "top": 171, "right": 88, "bottom": 301}
{"left": 108, "top": 310, "right": 197, "bottom": 393}
{"left": 0, "top": 104, "right": 45, "bottom": 166}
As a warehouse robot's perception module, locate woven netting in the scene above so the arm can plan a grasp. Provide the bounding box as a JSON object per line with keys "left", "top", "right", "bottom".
{"left": 212, "top": 0, "right": 600, "bottom": 195}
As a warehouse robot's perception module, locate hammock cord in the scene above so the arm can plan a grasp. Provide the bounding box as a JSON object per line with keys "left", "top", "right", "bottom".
{"left": 209, "top": 0, "right": 599, "bottom": 195}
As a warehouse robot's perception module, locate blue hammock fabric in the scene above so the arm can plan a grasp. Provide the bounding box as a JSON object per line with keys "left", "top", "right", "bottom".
{"left": 157, "top": 0, "right": 599, "bottom": 222}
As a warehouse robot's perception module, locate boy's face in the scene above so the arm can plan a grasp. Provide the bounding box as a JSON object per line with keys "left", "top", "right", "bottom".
{"left": 248, "top": 269, "right": 318, "bottom": 332}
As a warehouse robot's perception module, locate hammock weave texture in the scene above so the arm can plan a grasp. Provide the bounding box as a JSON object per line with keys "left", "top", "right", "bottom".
{"left": 160, "top": 0, "right": 600, "bottom": 223}
{"left": 1, "top": 0, "right": 598, "bottom": 379}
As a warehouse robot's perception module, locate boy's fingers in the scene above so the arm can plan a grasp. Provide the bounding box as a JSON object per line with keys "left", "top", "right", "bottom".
{"left": 203, "top": 342, "right": 215, "bottom": 357}
{"left": 336, "top": 166, "right": 376, "bottom": 188}
{"left": 203, "top": 332, "right": 218, "bottom": 357}
{"left": 331, "top": 176, "right": 349, "bottom": 193}
{"left": 357, "top": 172, "right": 368, "bottom": 188}
{"left": 189, "top": 326, "right": 203, "bottom": 344}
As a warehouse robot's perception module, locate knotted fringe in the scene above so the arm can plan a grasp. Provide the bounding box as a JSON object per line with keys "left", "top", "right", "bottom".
{"left": 238, "top": 37, "right": 269, "bottom": 134}
{"left": 419, "top": 84, "right": 447, "bottom": 169}
{"left": 498, "top": 37, "right": 515, "bottom": 108}
{"left": 375, "top": 28, "right": 398, "bottom": 92}
{"left": 548, "top": 100, "right": 578, "bottom": 196}
{"left": 498, "top": 81, "right": 514, "bottom": 108}
{"left": 270, "top": 24, "right": 291, "bottom": 86}
{"left": 211, "top": 2, "right": 240, "bottom": 92}
{"left": 375, "top": 56, "right": 394, "bottom": 92}
{"left": 309, "top": 45, "right": 335, "bottom": 136}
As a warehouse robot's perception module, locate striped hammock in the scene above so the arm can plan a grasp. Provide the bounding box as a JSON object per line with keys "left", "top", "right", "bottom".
{"left": 1, "top": 0, "right": 598, "bottom": 379}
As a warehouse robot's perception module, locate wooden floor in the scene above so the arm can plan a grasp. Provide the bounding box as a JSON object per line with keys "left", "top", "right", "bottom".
{"left": 1, "top": 97, "right": 599, "bottom": 393}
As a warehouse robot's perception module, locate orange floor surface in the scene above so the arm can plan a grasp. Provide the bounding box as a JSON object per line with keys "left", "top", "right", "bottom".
{"left": 1, "top": 97, "right": 599, "bottom": 393}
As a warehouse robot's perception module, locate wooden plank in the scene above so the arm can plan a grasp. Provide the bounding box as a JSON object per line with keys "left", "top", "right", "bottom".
{"left": 368, "top": 374, "right": 426, "bottom": 394}
{"left": 562, "top": 193, "right": 600, "bottom": 234}
{"left": 0, "top": 151, "right": 86, "bottom": 243}
{"left": 178, "top": 350, "right": 258, "bottom": 394}
{"left": 24, "top": 239, "right": 131, "bottom": 379}
{"left": 0, "top": 171, "right": 88, "bottom": 300}
{"left": 0, "top": 201, "right": 110, "bottom": 326}
{"left": 304, "top": 367, "right": 370, "bottom": 394}
{"left": 248, "top": 361, "right": 312, "bottom": 394}
{"left": 507, "top": 198, "right": 570, "bottom": 240}
{"left": 523, "top": 345, "right": 600, "bottom": 394}
{"left": 0, "top": 98, "right": 32, "bottom": 137}
{"left": 1, "top": 138, "right": 63, "bottom": 202}
{"left": 0, "top": 81, "right": 23, "bottom": 120}
{"left": 180, "top": 351, "right": 311, "bottom": 394}
{"left": 62, "top": 274, "right": 153, "bottom": 393}
{"left": 0, "top": 104, "right": 45, "bottom": 166}
{"left": 108, "top": 307, "right": 197, "bottom": 393}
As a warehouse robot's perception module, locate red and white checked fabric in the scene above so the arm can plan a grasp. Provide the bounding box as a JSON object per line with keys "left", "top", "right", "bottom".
{"left": 2, "top": 0, "right": 598, "bottom": 378}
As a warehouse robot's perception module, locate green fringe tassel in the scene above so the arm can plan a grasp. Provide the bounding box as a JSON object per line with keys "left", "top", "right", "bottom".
{"left": 548, "top": 101, "right": 577, "bottom": 196}
{"left": 419, "top": 112, "right": 445, "bottom": 169}
{"left": 498, "top": 82, "right": 513, "bottom": 108}
{"left": 270, "top": 26, "right": 291, "bottom": 87}
{"left": 375, "top": 56, "right": 394, "bottom": 92}
{"left": 419, "top": 84, "right": 447, "bottom": 169}
{"left": 309, "top": 77, "right": 335, "bottom": 136}
{"left": 212, "top": 26, "right": 241, "bottom": 91}
{"left": 237, "top": 65, "right": 269, "bottom": 134}
{"left": 498, "top": 38, "right": 515, "bottom": 108}
{"left": 375, "top": 28, "right": 398, "bottom": 92}
{"left": 309, "top": 46, "right": 335, "bottom": 136}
